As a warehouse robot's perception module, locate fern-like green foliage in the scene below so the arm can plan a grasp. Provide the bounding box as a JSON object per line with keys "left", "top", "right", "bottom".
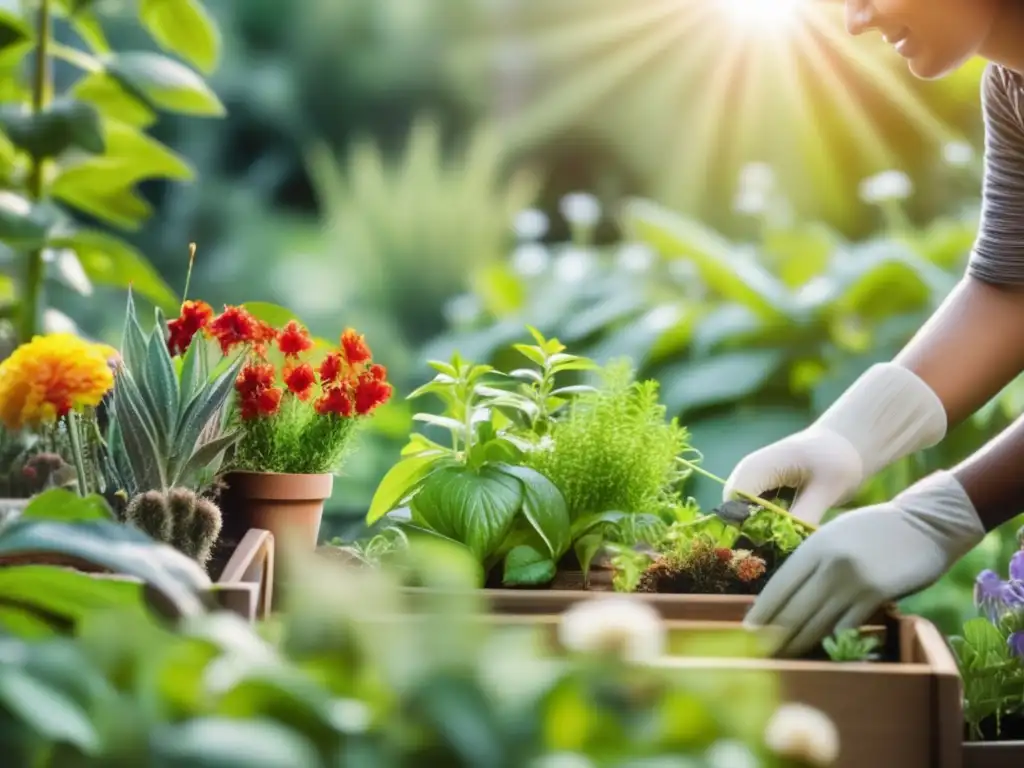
{"left": 124, "top": 488, "right": 222, "bottom": 567}
{"left": 525, "top": 360, "right": 691, "bottom": 521}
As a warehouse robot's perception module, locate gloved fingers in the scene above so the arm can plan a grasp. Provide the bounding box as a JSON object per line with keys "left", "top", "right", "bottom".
{"left": 831, "top": 599, "right": 879, "bottom": 636}
{"left": 776, "top": 597, "right": 851, "bottom": 658}
{"left": 788, "top": 481, "right": 847, "bottom": 526}
{"left": 744, "top": 555, "right": 819, "bottom": 629}
{"left": 723, "top": 448, "right": 808, "bottom": 505}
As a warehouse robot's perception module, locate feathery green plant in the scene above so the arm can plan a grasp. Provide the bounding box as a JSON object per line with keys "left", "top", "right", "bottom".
{"left": 124, "top": 487, "right": 222, "bottom": 567}
{"left": 525, "top": 359, "right": 692, "bottom": 521}
{"left": 106, "top": 291, "right": 245, "bottom": 497}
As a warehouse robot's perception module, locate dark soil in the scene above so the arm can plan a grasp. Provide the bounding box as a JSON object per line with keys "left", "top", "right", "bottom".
{"left": 972, "top": 716, "right": 1024, "bottom": 742}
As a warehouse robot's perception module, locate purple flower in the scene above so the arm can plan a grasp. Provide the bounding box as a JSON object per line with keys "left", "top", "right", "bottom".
{"left": 976, "top": 570, "right": 1008, "bottom": 623}
{"left": 1011, "top": 551, "right": 1024, "bottom": 582}
{"left": 1009, "top": 631, "right": 1024, "bottom": 660}
{"left": 1003, "top": 580, "right": 1024, "bottom": 609}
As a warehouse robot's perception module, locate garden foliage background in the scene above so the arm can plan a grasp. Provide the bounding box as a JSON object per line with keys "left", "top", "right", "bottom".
{"left": 0, "top": 0, "right": 1017, "bottom": 633}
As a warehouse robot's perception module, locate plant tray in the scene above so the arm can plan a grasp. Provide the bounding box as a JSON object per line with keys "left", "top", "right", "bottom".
{"left": 963, "top": 741, "right": 1024, "bottom": 768}
{"left": 401, "top": 588, "right": 961, "bottom": 768}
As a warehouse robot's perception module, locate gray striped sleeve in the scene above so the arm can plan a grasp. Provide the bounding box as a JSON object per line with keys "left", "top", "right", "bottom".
{"left": 967, "top": 65, "right": 1024, "bottom": 286}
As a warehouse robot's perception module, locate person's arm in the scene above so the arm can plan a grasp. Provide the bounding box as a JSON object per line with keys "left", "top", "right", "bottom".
{"left": 953, "top": 412, "right": 1024, "bottom": 531}
{"left": 896, "top": 64, "right": 1024, "bottom": 426}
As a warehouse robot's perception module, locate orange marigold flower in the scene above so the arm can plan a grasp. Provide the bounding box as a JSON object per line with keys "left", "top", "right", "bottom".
{"left": 315, "top": 386, "right": 353, "bottom": 417}
{"left": 353, "top": 372, "right": 392, "bottom": 416}
{"left": 340, "top": 328, "right": 372, "bottom": 366}
{"left": 284, "top": 363, "right": 316, "bottom": 401}
{"left": 0, "top": 334, "right": 115, "bottom": 430}
{"left": 167, "top": 300, "right": 214, "bottom": 356}
{"left": 318, "top": 352, "right": 344, "bottom": 385}
{"left": 734, "top": 556, "right": 767, "bottom": 583}
{"left": 278, "top": 320, "right": 314, "bottom": 358}
{"left": 235, "top": 363, "right": 276, "bottom": 399}
{"left": 207, "top": 305, "right": 269, "bottom": 356}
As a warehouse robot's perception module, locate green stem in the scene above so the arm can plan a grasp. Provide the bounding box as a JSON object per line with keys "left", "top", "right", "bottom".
{"left": 18, "top": 0, "right": 53, "bottom": 344}
{"left": 66, "top": 411, "right": 88, "bottom": 497}
{"left": 675, "top": 456, "right": 818, "bottom": 532}
{"left": 181, "top": 242, "right": 197, "bottom": 306}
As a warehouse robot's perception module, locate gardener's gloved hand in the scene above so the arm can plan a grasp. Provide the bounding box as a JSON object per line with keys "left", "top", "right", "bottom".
{"left": 724, "top": 363, "right": 947, "bottom": 524}
{"left": 744, "top": 471, "right": 986, "bottom": 657}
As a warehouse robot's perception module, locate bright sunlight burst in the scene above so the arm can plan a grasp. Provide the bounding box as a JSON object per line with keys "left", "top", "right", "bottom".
{"left": 718, "top": 0, "right": 807, "bottom": 33}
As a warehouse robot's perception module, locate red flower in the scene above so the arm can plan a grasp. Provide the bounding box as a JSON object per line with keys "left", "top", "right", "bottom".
{"left": 715, "top": 548, "right": 734, "bottom": 565}
{"left": 318, "top": 352, "right": 344, "bottom": 385}
{"left": 353, "top": 372, "right": 392, "bottom": 416}
{"left": 207, "top": 305, "right": 265, "bottom": 355}
{"left": 256, "top": 386, "right": 283, "bottom": 416}
{"left": 368, "top": 363, "right": 387, "bottom": 381}
{"left": 340, "top": 328, "right": 372, "bottom": 366}
{"left": 315, "top": 386, "right": 353, "bottom": 417}
{"left": 235, "top": 363, "right": 276, "bottom": 399}
{"left": 284, "top": 363, "right": 316, "bottom": 401}
{"left": 278, "top": 320, "right": 314, "bottom": 358}
{"left": 167, "top": 300, "right": 214, "bottom": 356}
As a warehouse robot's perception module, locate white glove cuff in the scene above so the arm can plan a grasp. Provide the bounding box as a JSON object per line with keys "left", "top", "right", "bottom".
{"left": 813, "top": 363, "right": 947, "bottom": 480}
{"left": 895, "top": 471, "right": 987, "bottom": 556}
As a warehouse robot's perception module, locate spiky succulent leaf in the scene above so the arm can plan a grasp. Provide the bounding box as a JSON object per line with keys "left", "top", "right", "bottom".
{"left": 178, "top": 332, "right": 207, "bottom": 405}
{"left": 113, "top": 367, "right": 167, "bottom": 492}
{"left": 120, "top": 289, "right": 148, "bottom": 379}
{"left": 143, "top": 326, "right": 180, "bottom": 447}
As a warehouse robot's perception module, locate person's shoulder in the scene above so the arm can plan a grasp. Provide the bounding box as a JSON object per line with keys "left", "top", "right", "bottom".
{"left": 983, "top": 63, "right": 1024, "bottom": 131}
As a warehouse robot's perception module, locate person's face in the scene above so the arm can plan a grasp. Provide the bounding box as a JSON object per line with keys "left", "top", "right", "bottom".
{"left": 845, "top": 0, "right": 1001, "bottom": 79}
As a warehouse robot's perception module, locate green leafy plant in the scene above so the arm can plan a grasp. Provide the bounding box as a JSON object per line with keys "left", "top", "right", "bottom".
{"left": 105, "top": 291, "right": 246, "bottom": 498}
{"left": 822, "top": 628, "right": 881, "bottom": 663}
{"left": 0, "top": 0, "right": 224, "bottom": 343}
{"left": 123, "top": 487, "right": 222, "bottom": 567}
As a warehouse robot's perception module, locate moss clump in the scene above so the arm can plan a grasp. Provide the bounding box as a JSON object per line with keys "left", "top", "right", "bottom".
{"left": 524, "top": 360, "right": 690, "bottom": 521}
{"left": 636, "top": 538, "right": 767, "bottom": 595}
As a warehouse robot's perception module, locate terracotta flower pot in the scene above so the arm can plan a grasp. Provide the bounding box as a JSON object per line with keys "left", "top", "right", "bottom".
{"left": 223, "top": 472, "right": 333, "bottom": 552}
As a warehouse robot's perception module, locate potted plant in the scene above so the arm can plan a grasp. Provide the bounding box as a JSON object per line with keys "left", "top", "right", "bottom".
{"left": 176, "top": 305, "right": 394, "bottom": 552}
{"left": 954, "top": 546, "right": 1024, "bottom": 767}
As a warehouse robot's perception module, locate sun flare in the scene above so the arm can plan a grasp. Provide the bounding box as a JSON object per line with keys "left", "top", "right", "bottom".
{"left": 718, "top": 0, "right": 807, "bottom": 33}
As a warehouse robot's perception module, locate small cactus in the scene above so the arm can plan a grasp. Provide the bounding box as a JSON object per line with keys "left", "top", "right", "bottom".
{"left": 124, "top": 487, "right": 223, "bottom": 567}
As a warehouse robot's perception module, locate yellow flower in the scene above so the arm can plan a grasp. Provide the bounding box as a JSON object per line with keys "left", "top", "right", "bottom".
{"left": 0, "top": 334, "right": 116, "bottom": 430}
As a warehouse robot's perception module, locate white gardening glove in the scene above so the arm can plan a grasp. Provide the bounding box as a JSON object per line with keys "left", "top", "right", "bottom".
{"left": 724, "top": 363, "right": 947, "bottom": 524}
{"left": 744, "top": 470, "right": 985, "bottom": 656}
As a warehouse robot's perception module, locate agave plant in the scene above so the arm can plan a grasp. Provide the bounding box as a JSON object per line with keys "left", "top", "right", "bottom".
{"left": 106, "top": 292, "right": 245, "bottom": 498}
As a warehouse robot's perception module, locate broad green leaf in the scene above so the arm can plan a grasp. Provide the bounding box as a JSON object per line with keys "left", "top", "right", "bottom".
{"left": 151, "top": 718, "right": 321, "bottom": 767}
{"left": 570, "top": 510, "right": 626, "bottom": 541}
{"left": 623, "top": 197, "right": 792, "bottom": 318}
{"left": 493, "top": 463, "right": 570, "bottom": 559}
{"left": 50, "top": 160, "right": 152, "bottom": 230}
{"left": 657, "top": 350, "right": 785, "bottom": 415}
{"left": 763, "top": 223, "right": 837, "bottom": 288}
{"left": 512, "top": 344, "right": 546, "bottom": 367}
{"left": 574, "top": 534, "right": 604, "bottom": 580}
{"left": 102, "top": 118, "right": 192, "bottom": 180}
{"left": 502, "top": 544, "right": 556, "bottom": 586}
{"left": 0, "top": 668, "right": 98, "bottom": 751}
{"left": 0, "top": 10, "right": 30, "bottom": 55}
{"left": 139, "top": 0, "right": 220, "bottom": 74}
{"left": 0, "top": 98, "right": 103, "bottom": 158}
{"left": 413, "top": 412, "right": 468, "bottom": 436}
{"left": 410, "top": 466, "right": 522, "bottom": 561}
{"left": 106, "top": 52, "right": 225, "bottom": 117}
{"left": 963, "top": 618, "right": 1008, "bottom": 663}
{"left": 19, "top": 489, "right": 113, "bottom": 523}
{"left": 0, "top": 191, "right": 53, "bottom": 247}
{"left": 0, "top": 519, "right": 209, "bottom": 615}
{"left": 48, "top": 230, "right": 178, "bottom": 312}
{"left": 0, "top": 565, "right": 145, "bottom": 624}
{"left": 144, "top": 326, "right": 180, "bottom": 444}
{"left": 71, "top": 70, "right": 157, "bottom": 127}
{"left": 367, "top": 452, "right": 447, "bottom": 525}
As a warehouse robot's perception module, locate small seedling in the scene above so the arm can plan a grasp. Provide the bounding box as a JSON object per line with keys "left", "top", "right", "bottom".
{"left": 822, "top": 628, "right": 881, "bottom": 662}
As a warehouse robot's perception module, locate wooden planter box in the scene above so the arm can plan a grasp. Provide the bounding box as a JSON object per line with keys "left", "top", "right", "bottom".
{"left": 963, "top": 741, "right": 1024, "bottom": 768}
{"left": 401, "top": 588, "right": 961, "bottom": 768}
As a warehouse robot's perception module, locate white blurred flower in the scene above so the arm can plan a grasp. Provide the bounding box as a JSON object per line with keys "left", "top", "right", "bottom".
{"left": 705, "top": 739, "right": 760, "bottom": 768}
{"left": 643, "top": 304, "right": 681, "bottom": 332}
{"left": 858, "top": 170, "right": 912, "bottom": 204}
{"left": 558, "top": 597, "right": 666, "bottom": 663}
{"left": 328, "top": 699, "right": 371, "bottom": 734}
{"left": 559, "top": 192, "right": 601, "bottom": 228}
{"left": 942, "top": 141, "right": 974, "bottom": 167}
{"left": 553, "top": 247, "right": 594, "bottom": 283}
{"left": 514, "top": 208, "right": 550, "bottom": 241}
{"left": 733, "top": 188, "right": 768, "bottom": 216}
{"left": 739, "top": 162, "right": 775, "bottom": 194}
{"left": 511, "top": 243, "right": 551, "bottom": 277}
{"left": 764, "top": 703, "right": 840, "bottom": 767}
{"left": 617, "top": 242, "right": 655, "bottom": 272}
{"left": 443, "top": 294, "right": 482, "bottom": 326}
